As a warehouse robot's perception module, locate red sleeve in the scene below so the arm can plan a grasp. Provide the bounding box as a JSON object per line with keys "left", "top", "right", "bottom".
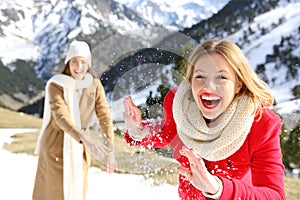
{"left": 124, "top": 87, "right": 178, "bottom": 148}
{"left": 220, "top": 110, "right": 286, "bottom": 199}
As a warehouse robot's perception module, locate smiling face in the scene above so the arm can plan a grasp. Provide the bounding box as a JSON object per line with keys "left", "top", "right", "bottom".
{"left": 69, "top": 56, "right": 89, "bottom": 80}
{"left": 191, "top": 53, "right": 242, "bottom": 121}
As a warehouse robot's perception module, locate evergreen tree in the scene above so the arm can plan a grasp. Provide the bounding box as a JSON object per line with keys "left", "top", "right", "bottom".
{"left": 143, "top": 44, "right": 193, "bottom": 119}
{"left": 174, "top": 44, "right": 193, "bottom": 77}
{"left": 280, "top": 119, "right": 300, "bottom": 174}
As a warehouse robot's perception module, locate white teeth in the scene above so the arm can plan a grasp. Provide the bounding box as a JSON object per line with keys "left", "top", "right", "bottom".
{"left": 201, "top": 96, "right": 220, "bottom": 101}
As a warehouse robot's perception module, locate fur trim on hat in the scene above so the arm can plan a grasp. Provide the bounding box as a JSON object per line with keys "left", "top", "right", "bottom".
{"left": 65, "top": 40, "right": 91, "bottom": 67}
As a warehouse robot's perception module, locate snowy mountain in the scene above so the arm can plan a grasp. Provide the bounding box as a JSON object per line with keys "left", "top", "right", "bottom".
{"left": 227, "top": 1, "right": 300, "bottom": 104}
{"left": 0, "top": 0, "right": 299, "bottom": 117}
{"left": 0, "top": 0, "right": 228, "bottom": 80}
{"left": 105, "top": 0, "right": 300, "bottom": 105}
{"left": 31, "top": 0, "right": 154, "bottom": 80}
{"left": 0, "top": 0, "right": 228, "bottom": 109}
{"left": 179, "top": 0, "right": 300, "bottom": 104}
{"left": 114, "top": 0, "right": 229, "bottom": 29}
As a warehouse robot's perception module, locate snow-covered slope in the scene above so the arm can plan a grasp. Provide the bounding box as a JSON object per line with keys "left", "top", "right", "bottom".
{"left": 0, "top": 0, "right": 38, "bottom": 65}
{"left": 0, "top": 0, "right": 229, "bottom": 79}
{"left": 0, "top": 0, "right": 299, "bottom": 115}
{"left": 114, "top": 0, "right": 229, "bottom": 29}
{"left": 0, "top": 0, "right": 153, "bottom": 79}
{"left": 227, "top": 1, "right": 300, "bottom": 103}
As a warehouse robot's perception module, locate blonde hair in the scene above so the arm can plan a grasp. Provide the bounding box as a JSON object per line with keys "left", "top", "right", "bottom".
{"left": 185, "top": 39, "right": 274, "bottom": 118}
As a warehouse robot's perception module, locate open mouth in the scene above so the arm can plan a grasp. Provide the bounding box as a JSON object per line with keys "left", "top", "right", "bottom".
{"left": 200, "top": 93, "right": 222, "bottom": 109}
{"left": 74, "top": 70, "right": 82, "bottom": 75}
{"left": 72, "top": 70, "right": 84, "bottom": 78}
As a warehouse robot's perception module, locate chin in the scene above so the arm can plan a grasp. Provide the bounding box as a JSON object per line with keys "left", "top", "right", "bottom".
{"left": 72, "top": 74, "right": 83, "bottom": 80}
{"left": 202, "top": 113, "right": 215, "bottom": 120}
{"left": 201, "top": 108, "right": 222, "bottom": 121}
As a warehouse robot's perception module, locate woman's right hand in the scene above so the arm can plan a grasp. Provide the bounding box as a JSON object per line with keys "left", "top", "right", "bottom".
{"left": 80, "top": 132, "right": 117, "bottom": 173}
{"left": 123, "top": 96, "right": 149, "bottom": 141}
{"left": 79, "top": 133, "right": 112, "bottom": 156}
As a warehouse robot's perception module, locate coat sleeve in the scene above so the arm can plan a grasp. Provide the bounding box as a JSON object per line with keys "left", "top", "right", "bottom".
{"left": 94, "top": 79, "right": 114, "bottom": 145}
{"left": 219, "top": 110, "right": 286, "bottom": 200}
{"left": 48, "top": 82, "right": 82, "bottom": 143}
{"left": 124, "top": 87, "right": 178, "bottom": 148}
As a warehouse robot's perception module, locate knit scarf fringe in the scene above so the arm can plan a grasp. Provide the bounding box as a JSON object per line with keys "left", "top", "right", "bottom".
{"left": 35, "top": 73, "right": 93, "bottom": 200}
{"left": 173, "top": 80, "right": 255, "bottom": 161}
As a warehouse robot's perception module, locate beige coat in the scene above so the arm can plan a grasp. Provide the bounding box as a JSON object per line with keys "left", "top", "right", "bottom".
{"left": 32, "top": 79, "right": 113, "bottom": 200}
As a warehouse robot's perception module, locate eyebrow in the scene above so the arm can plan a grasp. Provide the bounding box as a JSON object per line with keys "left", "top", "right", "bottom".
{"left": 70, "top": 58, "right": 86, "bottom": 62}
{"left": 194, "top": 69, "right": 229, "bottom": 73}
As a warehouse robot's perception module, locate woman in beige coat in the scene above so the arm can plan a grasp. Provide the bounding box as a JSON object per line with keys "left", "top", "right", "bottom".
{"left": 32, "top": 41, "right": 115, "bottom": 200}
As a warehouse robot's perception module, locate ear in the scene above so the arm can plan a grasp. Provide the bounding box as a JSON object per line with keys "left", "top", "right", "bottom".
{"left": 235, "top": 79, "right": 243, "bottom": 94}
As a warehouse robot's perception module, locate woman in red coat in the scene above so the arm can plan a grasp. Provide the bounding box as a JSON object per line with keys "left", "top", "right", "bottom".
{"left": 123, "top": 39, "right": 285, "bottom": 199}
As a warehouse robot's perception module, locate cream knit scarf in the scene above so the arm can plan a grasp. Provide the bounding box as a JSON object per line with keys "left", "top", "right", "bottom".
{"left": 35, "top": 73, "right": 93, "bottom": 200}
{"left": 173, "top": 80, "right": 255, "bottom": 161}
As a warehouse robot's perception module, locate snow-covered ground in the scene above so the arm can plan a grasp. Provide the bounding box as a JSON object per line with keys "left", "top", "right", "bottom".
{"left": 0, "top": 128, "right": 178, "bottom": 200}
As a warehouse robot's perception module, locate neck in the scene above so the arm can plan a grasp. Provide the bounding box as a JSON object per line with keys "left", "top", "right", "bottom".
{"left": 204, "top": 116, "right": 219, "bottom": 126}
{"left": 204, "top": 117, "right": 210, "bottom": 125}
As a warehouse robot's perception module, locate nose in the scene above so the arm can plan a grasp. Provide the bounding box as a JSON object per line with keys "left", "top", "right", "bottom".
{"left": 78, "top": 62, "right": 84, "bottom": 69}
{"left": 76, "top": 61, "right": 87, "bottom": 70}
{"left": 208, "top": 80, "right": 217, "bottom": 91}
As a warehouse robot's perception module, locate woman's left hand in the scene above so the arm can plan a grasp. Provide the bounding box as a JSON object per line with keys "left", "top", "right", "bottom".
{"left": 178, "top": 146, "right": 220, "bottom": 195}
{"left": 105, "top": 152, "right": 117, "bottom": 174}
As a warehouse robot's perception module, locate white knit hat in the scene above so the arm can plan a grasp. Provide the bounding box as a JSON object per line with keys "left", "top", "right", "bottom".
{"left": 64, "top": 40, "right": 91, "bottom": 67}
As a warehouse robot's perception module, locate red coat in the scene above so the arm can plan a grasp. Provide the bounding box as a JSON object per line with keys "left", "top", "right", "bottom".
{"left": 125, "top": 88, "right": 285, "bottom": 199}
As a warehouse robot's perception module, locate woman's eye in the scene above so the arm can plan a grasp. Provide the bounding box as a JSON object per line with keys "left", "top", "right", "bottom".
{"left": 195, "top": 75, "right": 205, "bottom": 79}
{"left": 216, "top": 75, "right": 227, "bottom": 80}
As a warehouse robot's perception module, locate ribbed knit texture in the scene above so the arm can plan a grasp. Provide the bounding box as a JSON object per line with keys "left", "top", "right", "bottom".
{"left": 173, "top": 80, "right": 255, "bottom": 161}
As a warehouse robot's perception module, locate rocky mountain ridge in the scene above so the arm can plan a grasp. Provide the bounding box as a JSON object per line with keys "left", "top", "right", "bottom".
{"left": 0, "top": 0, "right": 299, "bottom": 115}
